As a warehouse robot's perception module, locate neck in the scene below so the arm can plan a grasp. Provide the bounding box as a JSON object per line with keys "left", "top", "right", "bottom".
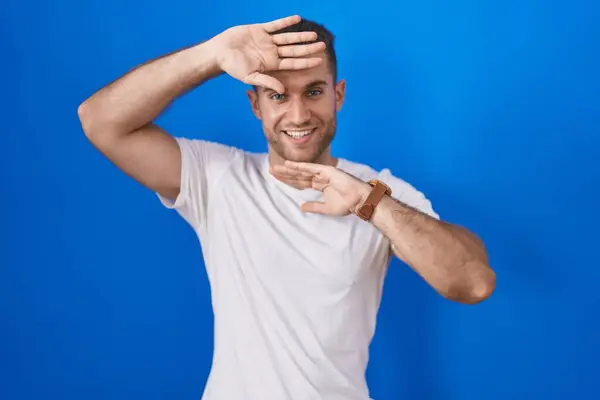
{"left": 267, "top": 147, "right": 337, "bottom": 168}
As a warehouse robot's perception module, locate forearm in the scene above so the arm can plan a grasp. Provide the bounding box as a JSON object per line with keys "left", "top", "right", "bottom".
{"left": 78, "top": 40, "right": 223, "bottom": 136}
{"left": 366, "top": 191, "right": 495, "bottom": 304}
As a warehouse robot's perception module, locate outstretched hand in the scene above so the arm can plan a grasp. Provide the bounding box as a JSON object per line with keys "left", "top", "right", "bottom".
{"left": 271, "top": 161, "right": 372, "bottom": 216}
{"left": 215, "top": 15, "right": 326, "bottom": 93}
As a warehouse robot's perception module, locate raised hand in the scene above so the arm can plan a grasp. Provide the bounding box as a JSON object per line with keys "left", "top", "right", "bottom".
{"left": 272, "top": 161, "right": 372, "bottom": 217}
{"left": 213, "top": 15, "right": 326, "bottom": 93}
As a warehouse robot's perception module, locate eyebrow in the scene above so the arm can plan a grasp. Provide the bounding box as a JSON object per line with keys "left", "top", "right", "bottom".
{"left": 261, "top": 80, "right": 329, "bottom": 93}
{"left": 304, "top": 80, "right": 328, "bottom": 89}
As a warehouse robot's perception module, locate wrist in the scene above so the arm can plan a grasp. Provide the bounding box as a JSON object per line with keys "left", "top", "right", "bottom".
{"left": 351, "top": 181, "right": 374, "bottom": 215}
{"left": 190, "top": 38, "right": 225, "bottom": 77}
{"left": 205, "top": 27, "right": 242, "bottom": 73}
{"left": 352, "top": 180, "right": 393, "bottom": 221}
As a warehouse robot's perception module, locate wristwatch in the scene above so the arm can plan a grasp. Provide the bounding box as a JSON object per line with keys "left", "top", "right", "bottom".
{"left": 356, "top": 180, "right": 392, "bottom": 221}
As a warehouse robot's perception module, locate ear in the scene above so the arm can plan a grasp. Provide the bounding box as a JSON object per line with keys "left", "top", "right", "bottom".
{"left": 247, "top": 88, "right": 262, "bottom": 120}
{"left": 334, "top": 79, "right": 346, "bottom": 112}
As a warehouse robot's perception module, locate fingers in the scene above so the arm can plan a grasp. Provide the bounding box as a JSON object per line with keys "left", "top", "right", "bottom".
{"left": 262, "top": 15, "right": 301, "bottom": 33}
{"left": 300, "top": 201, "right": 330, "bottom": 214}
{"left": 282, "top": 178, "right": 326, "bottom": 192}
{"left": 272, "top": 174, "right": 314, "bottom": 189}
{"left": 277, "top": 41, "right": 326, "bottom": 58}
{"left": 270, "top": 164, "right": 326, "bottom": 190}
{"left": 284, "top": 160, "right": 327, "bottom": 174}
{"left": 274, "top": 161, "right": 330, "bottom": 189}
{"left": 278, "top": 57, "right": 324, "bottom": 71}
{"left": 271, "top": 31, "right": 318, "bottom": 45}
{"left": 244, "top": 71, "right": 285, "bottom": 94}
{"left": 271, "top": 164, "right": 314, "bottom": 178}
{"left": 271, "top": 167, "right": 313, "bottom": 185}
{"left": 287, "top": 178, "right": 314, "bottom": 189}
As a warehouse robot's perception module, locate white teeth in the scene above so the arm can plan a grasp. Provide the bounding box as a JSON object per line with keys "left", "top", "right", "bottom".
{"left": 285, "top": 129, "right": 312, "bottom": 138}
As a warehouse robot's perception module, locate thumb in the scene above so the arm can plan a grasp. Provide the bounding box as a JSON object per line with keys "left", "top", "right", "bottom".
{"left": 244, "top": 72, "right": 285, "bottom": 94}
{"left": 300, "top": 201, "right": 329, "bottom": 214}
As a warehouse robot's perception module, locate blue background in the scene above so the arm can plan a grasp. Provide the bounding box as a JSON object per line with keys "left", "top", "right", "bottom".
{"left": 2, "top": 0, "right": 599, "bottom": 399}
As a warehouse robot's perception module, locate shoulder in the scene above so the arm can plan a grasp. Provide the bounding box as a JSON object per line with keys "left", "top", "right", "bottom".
{"left": 175, "top": 137, "right": 264, "bottom": 170}
{"left": 337, "top": 158, "right": 417, "bottom": 195}
{"left": 339, "top": 158, "right": 440, "bottom": 219}
{"left": 175, "top": 137, "right": 245, "bottom": 159}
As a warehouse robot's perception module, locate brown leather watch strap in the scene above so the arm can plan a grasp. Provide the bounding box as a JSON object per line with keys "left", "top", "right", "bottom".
{"left": 356, "top": 180, "right": 392, "bottom": 221}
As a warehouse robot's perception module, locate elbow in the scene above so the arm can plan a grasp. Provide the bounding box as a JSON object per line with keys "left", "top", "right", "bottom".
{"left": 77, "top": 100, "right": 97, "bottom": 139}
{"left": 443, "top": 264, "right": 496, "bottom": 305}
{"left": 466, "top": 271, "right": 496, "bottom": 304}
{"left": 77, "top": 100, "right": 119, "bottom": 144}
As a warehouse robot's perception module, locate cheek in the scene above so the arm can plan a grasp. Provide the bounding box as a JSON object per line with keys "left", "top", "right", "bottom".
{"left": 312, "top": 101, "right": 336, "bottom": 122}
{"left": 262, "top": 108, "right": 286, "bottom": 129}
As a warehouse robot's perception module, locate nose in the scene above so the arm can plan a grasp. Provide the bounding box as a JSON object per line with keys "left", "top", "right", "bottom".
{"left": 286, "top": 98, "right": 311, "bottom": 126}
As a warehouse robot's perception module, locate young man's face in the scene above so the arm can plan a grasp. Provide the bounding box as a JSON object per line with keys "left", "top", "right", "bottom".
{"left": 247, "top": 52, "right": 346, "bottom": 165}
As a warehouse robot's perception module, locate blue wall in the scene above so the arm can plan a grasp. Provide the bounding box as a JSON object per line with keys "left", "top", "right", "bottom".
{"left": 2, "top": 1, "right": 598, "bottom": 399}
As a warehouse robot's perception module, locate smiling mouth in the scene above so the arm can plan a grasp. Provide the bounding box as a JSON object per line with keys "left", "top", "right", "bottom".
{"left": 283, "top": 128, "right": 315, "bottom": 140}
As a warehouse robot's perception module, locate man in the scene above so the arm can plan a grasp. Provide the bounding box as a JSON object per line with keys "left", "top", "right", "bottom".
{"left": 78, "top": 15, "right": 495, "bottom": 400}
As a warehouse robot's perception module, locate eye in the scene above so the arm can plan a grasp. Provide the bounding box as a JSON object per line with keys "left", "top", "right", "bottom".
{"left": 307, "top": 89, "right": 323, "bottom": 97}
{"left": 270, "top": 93, "right": 285, "bottom": 101}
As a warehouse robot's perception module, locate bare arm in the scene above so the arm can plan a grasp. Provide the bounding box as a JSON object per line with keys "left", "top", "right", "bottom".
{"left": 270, "top": 161, "right": 496, "bottom": 305}
{"left": 77, "top": 41, "right": 222, "bottom": 199}
{"left": 370, "top": 194, "right": 496, "bottom": 304}
{"left": 77, "top": 15, "right": 326, "bottom": 200}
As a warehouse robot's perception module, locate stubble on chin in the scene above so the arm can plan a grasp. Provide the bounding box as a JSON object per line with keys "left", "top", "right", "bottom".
{"left": 267, "top": 122, "right": 337, "bottom": 164}
{"left": 279, "top": 140, "right": 331, "bottom": 163}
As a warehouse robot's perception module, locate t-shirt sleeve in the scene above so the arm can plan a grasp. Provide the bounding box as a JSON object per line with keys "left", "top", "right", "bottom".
{"left": 157, "top": 137, "right": 241, "bottom": 230}
{"left": 378, "top": 168, "right": 440, "bottom": 220}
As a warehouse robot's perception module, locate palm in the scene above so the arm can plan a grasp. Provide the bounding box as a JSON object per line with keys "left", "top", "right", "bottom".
{"left": 271, "top": 162, "right": 367, "bottom": 216}
{"left": 217, "top": 15, "right": 326, "bottom": 93}
{"left": 314, "top": 175, "right": 361, "bottom": 216}
{"left": 219, "top": 27, "right": 279, "bottom": 77}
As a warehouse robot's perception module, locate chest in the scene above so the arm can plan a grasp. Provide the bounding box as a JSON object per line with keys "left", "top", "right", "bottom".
{"left": 201, "top": 167, "right": 390, "bottom": 290}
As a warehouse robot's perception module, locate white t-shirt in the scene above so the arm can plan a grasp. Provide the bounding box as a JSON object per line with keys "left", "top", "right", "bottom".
{"left": 158, "top": 137, "right": 439, "bottom": 400}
